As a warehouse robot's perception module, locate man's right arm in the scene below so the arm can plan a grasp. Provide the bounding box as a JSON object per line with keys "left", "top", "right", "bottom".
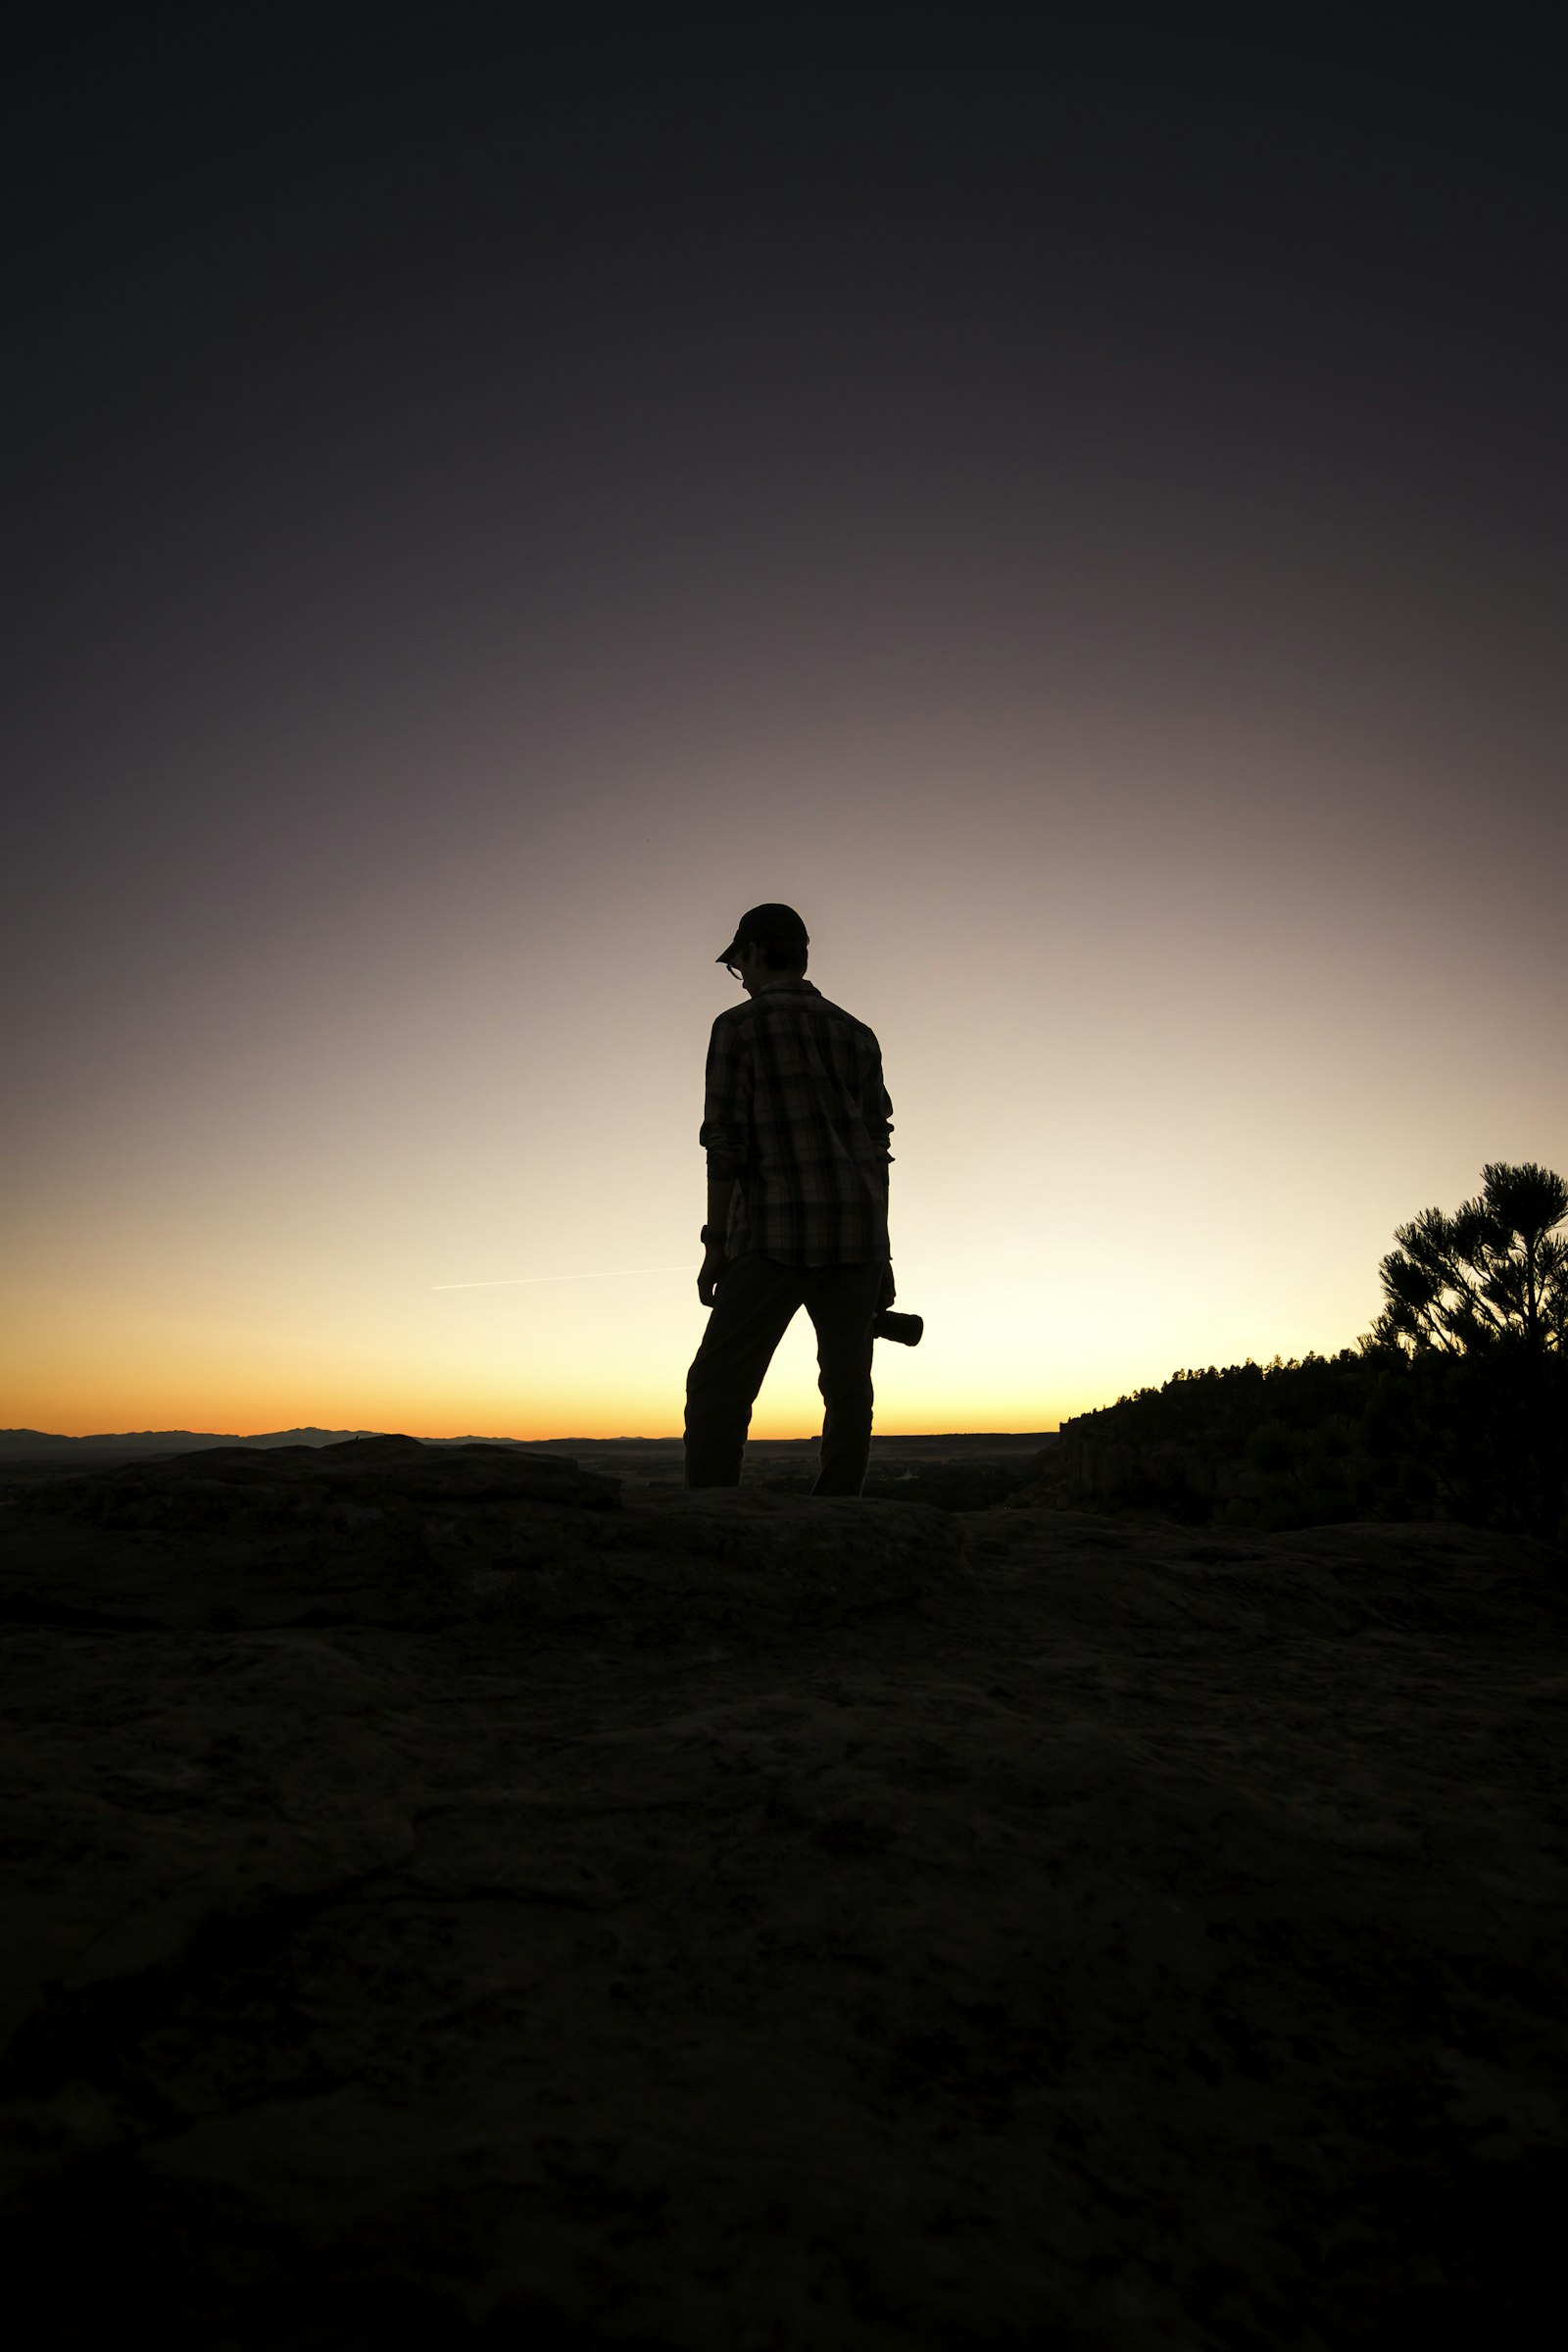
{"left": 864, "top": 1054, "right": 896, "bottom": 1308}
{"left": 860, "top": 1045, "right": 894, "bottom": 1167}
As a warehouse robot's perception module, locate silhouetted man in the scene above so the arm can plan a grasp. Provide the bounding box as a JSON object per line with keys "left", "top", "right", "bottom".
{"left": 685, "top": 904, "right": 896, "bottom": 1495}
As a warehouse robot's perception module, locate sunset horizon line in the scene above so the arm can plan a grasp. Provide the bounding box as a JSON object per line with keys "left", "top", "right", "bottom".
{"left": 1, "top": 1422, "right": 1061, "bottom": 1446}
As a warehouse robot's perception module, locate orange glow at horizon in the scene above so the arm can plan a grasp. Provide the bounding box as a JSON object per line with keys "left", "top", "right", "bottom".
{"left": 7, "top": 717, "right": 1562, "bottom": 1446}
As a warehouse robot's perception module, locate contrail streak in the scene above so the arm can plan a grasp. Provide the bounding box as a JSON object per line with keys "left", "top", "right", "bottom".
{"left": 432, "top": 1266, "right": 692, "bottom": 1290}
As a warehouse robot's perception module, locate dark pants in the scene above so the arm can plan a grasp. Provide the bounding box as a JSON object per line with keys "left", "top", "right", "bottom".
{"left": 684, "top": 1252, "right": 885, "bottom": 1494}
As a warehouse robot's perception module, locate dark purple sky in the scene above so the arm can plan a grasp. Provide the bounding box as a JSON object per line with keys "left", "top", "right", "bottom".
{"left": 15, "top": 23, "right": 1561, "bottom": 784}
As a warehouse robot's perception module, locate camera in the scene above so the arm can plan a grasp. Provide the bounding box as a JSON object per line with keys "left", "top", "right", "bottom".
{"left": 872, "top": 1309, "right": 923, "bottom": 1346}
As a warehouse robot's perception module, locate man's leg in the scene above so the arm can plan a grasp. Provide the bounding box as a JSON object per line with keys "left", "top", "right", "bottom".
{"left": 803, "top": 1261, "right": 884, "bottom": 1496}
{"left": 684, "top": 1253, "right": 805, "bottom": 1488}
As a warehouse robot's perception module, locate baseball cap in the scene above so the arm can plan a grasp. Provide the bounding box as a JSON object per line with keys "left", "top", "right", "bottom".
{"left": 714, "top": 904, "right": 810, "bottom": 967}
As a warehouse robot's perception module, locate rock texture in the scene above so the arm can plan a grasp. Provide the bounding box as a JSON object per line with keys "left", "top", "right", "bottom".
{"left": 2, "top": 1438, "right": 1565, "bottom": 2348}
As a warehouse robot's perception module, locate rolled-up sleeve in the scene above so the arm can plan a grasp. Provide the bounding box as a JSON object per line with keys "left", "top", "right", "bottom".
{"left": 699, "top": 1016, "right": 752, "bottom": 1178}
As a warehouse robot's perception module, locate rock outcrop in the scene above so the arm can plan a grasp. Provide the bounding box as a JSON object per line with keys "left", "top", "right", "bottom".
{"left": 1, "top": 1440, "right": 1564, "bottom": 2347}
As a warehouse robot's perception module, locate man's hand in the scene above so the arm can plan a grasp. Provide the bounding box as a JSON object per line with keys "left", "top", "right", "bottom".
{"left": 878, "top": 1259, "right": 897, "bottom": 1312}
{"left": 698, "top": 1244, "right": 727, "bottom": 1309}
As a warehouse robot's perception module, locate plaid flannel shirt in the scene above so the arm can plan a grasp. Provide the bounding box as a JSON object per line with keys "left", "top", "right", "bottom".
{"left": 700, "top": 980, "right": 894, "bottom": 1266}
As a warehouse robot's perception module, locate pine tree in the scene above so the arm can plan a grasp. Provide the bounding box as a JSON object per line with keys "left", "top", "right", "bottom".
{"left": 1370, "top": 1162, "right": 1568, "bottom": 1358}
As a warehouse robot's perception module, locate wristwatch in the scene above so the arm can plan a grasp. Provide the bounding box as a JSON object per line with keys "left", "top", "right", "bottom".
{"left": 700, "top": 1225, "right": 721, "bottom": 1247}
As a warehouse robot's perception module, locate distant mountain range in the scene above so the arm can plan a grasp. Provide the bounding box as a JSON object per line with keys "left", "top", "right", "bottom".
{"left": 1, "top": 1427, "right": 1050, "bottom": 1460}
{"left": 0, "top": 1427, "right": 564, "bottom": 1458}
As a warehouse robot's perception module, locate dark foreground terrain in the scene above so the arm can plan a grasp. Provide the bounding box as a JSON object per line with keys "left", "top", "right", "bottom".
{"left": 2, "top": 1436, "right": 1565, "bottom": 2348}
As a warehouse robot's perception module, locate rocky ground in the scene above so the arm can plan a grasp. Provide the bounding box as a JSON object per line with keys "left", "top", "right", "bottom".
{"left": 2, "top": 1436, "right": 1565, "bottom": 2349}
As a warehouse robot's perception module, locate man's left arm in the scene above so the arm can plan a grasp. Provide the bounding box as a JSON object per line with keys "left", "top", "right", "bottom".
{"left": 700, "top": 1174, "right": 736, "bottom": 1307}
{"left": 697, "top": 1019, "right": 749, "bottom": 1306}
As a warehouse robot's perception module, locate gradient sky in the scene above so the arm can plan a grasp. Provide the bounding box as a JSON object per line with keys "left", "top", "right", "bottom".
{"left": 6, "top": 22, "right": 1564, "bottom": 1439}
